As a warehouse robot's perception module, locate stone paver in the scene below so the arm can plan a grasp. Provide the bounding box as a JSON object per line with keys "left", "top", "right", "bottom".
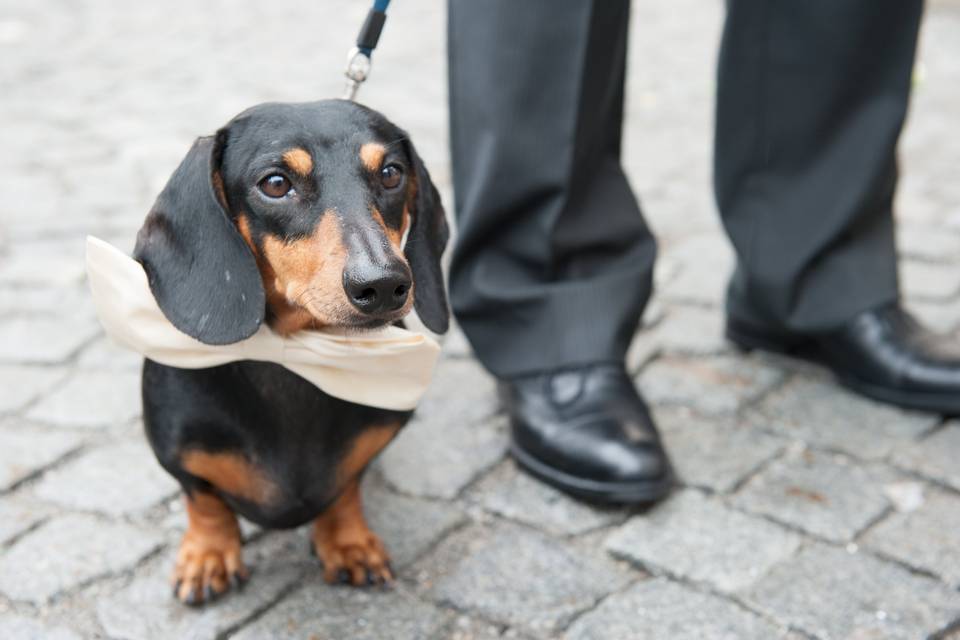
{"left": 467, "top": 461, "right": 626, "bottom": 536}
{"left": 892, "top": 422, "right": 960, "bottom": 491}
{"left": 377, "top": 407, "right": 507, "bottom": 500}
{"left": 0, "top": 615, "right": 81, "bottom": 640}
{"left": 0, "top": 365, "right": 66, "bottom": 414}
{"left": 75, "top": 337, "right": 143, "bottom": 371}
{"left": 363, "top": 475, "right": 468, "bottom": 569}
{"left": 32, "top": 440, "right": 177, "bottom": 516}
{"left": 25, "top": 369, "right": 141, "bottom": 428}
{"left": 638, "top": 354, "right": 784, "bottom": 416}
{"left": 742, "top": 544, "right": 960, "bottom": 640}
{"left": 0, "top": 286, "right": 92, "bottom": 319}
{"left": 646, "top": 305, "right": 730, "bottom": 356}
{"left": 743, "top": 374, "right": 940, "bottom": 461}
{"left": 233, "top": 582, "right": 450, "bottom": 640}
{"left": 862, "top": 489, "right": 960, "bottom": 587}
{"left": 657, "top": 408, "right": 786, "bottom": 493}
{"left": 606, "top": 491, "right": 801, "bottom": 593}
{"left": 565, "top": 578, "right": 786, "bottom": 640}
{"left": 0, "top": 495, "right": 54, "bottom": 545}
{"left": 423, "top": 524, "right": 630, "bottom": 634}
{"left": 901, "top": 260, "right": 960, "bottom": 301}
{"left": 0, "top": 425, "right": 83, "bottom": 491}
{"left": 898, "top": 224, "right": 960, "bottom": 263}
{"left": 0, "top": 316, "right": 99, "bottom": 365}
{"left": 658, "top": 235, "right": 734, "bottom": 308}
{"left": 0, "top": 514, "right": 162, "bottom": 603}
{"left": 0, "top": 239, "right": 86, "bottom": 287}
{"left": 732, "top": 448, "right": 894, "bottom": 543}
{"left": 98, "top": 533, "right": 306, "bottom": 640}
{"left": 1, "top": 0, "right": 959, "bottom": 637}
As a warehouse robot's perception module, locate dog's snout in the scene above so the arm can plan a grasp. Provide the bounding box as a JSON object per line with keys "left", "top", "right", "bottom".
{"left": 343, "top": 261, "right": 411, "bottom": 315}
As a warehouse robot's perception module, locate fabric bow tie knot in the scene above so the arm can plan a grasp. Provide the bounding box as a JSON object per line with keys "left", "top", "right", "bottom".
{"left": 85, "top": 236, "right": 441, "bottom": 411}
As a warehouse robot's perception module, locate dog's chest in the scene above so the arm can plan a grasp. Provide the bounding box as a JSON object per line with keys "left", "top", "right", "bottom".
{"left": 142, "top": 359, "right": 410, "bottom": 527}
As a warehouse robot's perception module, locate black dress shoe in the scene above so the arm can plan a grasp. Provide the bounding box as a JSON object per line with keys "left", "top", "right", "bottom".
{"left": 499, "top": 364, "right": 673, "bottom": 504}
{"left": 727, "top": 303, "right": 960, "bottom": 414}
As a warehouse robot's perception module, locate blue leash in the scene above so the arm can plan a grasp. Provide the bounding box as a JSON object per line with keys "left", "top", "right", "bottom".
{"left": 343, "top": 0, "right": 391, "bottom": 100}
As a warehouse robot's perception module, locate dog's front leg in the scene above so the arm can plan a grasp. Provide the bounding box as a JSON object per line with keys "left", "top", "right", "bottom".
{"left": 312, "top": 480, "right": 393, "bottom": 587}
{"left": 173, "top": 491, "right": 248, "bottom": 605}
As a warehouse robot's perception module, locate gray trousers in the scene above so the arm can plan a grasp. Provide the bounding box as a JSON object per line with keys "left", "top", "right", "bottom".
{"left": 448, "top": 0, "right": 924, "bottom": 378}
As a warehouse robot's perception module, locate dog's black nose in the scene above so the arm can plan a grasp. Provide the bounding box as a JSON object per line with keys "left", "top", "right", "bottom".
{"left": 343, "top": 262, "right": 411, "bottom": 315}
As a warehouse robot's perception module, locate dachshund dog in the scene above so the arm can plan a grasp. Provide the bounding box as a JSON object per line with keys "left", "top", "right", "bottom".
{"left": 134, "top": 100, "right": 449, "bottom": 605}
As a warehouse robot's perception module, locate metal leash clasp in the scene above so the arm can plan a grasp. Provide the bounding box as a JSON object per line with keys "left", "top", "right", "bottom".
{"left": 343, "top": 47, "right": 372, "bottom": 101}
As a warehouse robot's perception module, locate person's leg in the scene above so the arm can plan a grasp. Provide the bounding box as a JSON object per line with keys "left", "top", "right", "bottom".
{"left": 447, "top": 0, "right": 671, "bottom": 503}
{"left": 717, "top": 1, "right": 960, "bottom": 415}
{"left": 448, "top": 0, "right": 656, "bottom": 378}
{"left": 715, "top": 0, "right": 922, "bottom": 332}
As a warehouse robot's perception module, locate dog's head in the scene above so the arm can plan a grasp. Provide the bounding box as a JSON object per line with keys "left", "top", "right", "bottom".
{"left": 134, "top": 100, "right": 449, "bottom": 344}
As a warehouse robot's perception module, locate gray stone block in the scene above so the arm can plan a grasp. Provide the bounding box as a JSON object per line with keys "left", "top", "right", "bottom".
{"left": 742, "top": 544, "right": 960, "bottom": 639}
{"left": 377, "top": 358, "right": 502, "bottom": 500}
{"left": 467, "top": 461, "right": 627, "bottom": 536}
{"left": 98, "top": 532, "right": 306, "bottom": 640}
{"left": 0, "top": 239, "right": 85, "bottom": 287}
{"left": 232, "top": 580, "right": 449, "bottom": 640}
{"left": 743, "top": 374, "right": 939, "bottom": 461}
{"left": 377, "top": 412, "right": 507, "bottom": 500}
{"left": 648, "top": 305, "right": 729, "bottom": 356}
{"left": 898, "top": 225, "right": 960, "bottom": 263}
{"left": 25, "top": 369, "right": 141, "bottom": 428}
{"left": 657, "top": 408, "right": 786, "bottom": 493}
{"left": 0, "top": 365, "right": 67, "bottom": 414}
{"left": 901, "top": 260, "right": 960, "bottom": 301}
{"left": 0, "top": 514, "right": 162, "bottom": 603}
{"left": 659, "top": 234, "right": 734, "bottom": 308}
{"left": 732, "top": 448, "right": 893, "bottom": 543}
{"left": 423, "top": 523, "right": 629, "bottom": 634}
{"left": 892, "top": 422, "right": 960, "bottom": 492}
{"left": 75, "top": 337, "right": 142, "bottom": 371}
{"left": 416, "top": 358, "right": 499, "bottom": 429}
{"left": 0, "top": 317, "right": 99, "bottom": 365}
{"left": 565, "top": 578, "right": 786, "bottom": 640}
{"left": 638, "top": 354, "right": 784, "bottom": 416}
{"left": 0, "top": 615, "right": 81, "bottom": 640}
{"left": 605, "top": 490, "right": 801, "bottom": 592}
{"left": 0, "top": 424, "right": 83, "bottom": 491}
{"left": 862, "top": 488, "right": 960, "bottom": 587}
{"left": 362, "top": 474, "right": 467, "bottom": 569}
{"left": 0, "top": 495, "right": 54, "bottom": 545}
{"left": 32, "top": 440, "right": 177, "bottom": 516}
{"left": 447, "top": 616, "right": 533, "bottom": 640}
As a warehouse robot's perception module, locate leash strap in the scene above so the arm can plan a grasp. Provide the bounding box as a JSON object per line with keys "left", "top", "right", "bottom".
{"left": 343, "top": 0, "right": 391, "bottom": 100}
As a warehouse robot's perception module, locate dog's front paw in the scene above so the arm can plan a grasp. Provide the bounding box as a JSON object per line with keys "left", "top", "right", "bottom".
{"left": 172, "top": 530, "right": 249, "bottom": 606}
{"left": 312, "top": 527, "right": 393, "bottom": 587}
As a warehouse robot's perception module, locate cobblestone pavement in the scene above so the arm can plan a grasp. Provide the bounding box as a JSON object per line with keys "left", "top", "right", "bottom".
{"left": 1, "top": 0, "right": 960, "bottom": 638}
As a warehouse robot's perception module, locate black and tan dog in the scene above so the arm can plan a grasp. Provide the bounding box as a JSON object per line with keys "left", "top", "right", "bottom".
{"left": 134, "top": 100, "right": 448, "bottom": 605}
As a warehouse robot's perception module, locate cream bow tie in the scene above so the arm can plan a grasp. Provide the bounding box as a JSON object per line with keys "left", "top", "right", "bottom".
{"left": 85, "top": 236, "right": 441, "bottom": 411}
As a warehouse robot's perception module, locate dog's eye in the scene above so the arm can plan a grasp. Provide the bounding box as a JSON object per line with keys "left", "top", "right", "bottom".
{"left": 380, "top": 164, "right": 404, "bottom": 190}
{"left": 259, "top": 174, "right": 292, "bottom": 198}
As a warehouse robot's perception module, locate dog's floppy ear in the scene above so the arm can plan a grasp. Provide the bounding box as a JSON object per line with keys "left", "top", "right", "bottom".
{"left": 134, "top": 131, "right": 265, "bottom": 345}
{"left": 403, "top": 139, "right": 450, "bottom": 334}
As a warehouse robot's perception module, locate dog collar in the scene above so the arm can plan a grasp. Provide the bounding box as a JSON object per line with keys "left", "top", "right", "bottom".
{"left": 85, "top": 236, "right": 441, "bottom": 411}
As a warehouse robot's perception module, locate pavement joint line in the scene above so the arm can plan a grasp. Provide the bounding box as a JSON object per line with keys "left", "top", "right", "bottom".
{"left": 213, "top": 572, "right": 309, "bottom": 640}
{"left": 723, "top": 499, "right": 960, "bottom": 592}
{"left": 885, "top": 463, "right": 960, "bottom": 499}
{"left": 555, "top": 575, "right": 648, "bottom": 634}
{"left": 3, "top": 519, "right": 168, "bottom": 609}
{"left": 0, "top": 439, "right": 89, "bottom": 498}
{"left": 930, "top": 616, "right": 960, "bottom": 640}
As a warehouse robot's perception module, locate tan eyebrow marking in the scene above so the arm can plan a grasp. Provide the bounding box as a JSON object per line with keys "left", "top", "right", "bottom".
{"left": 282, "top": 148, "right": 313, "bottom": 176}
{"left": 359, "top": 143, "right": 386, "bottom": 172}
